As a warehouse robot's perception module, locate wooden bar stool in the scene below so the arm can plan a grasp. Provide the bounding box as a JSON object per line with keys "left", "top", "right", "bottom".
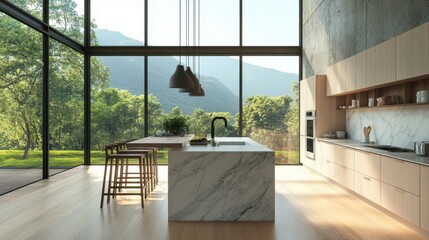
{"left": 120, "top": 140, "right": 158, "bottom": 191}
{"left": 115, "top": 141, "right": 154, "bottom": 193}
{"left": 100, "top": 144, "right": 147, "bottom": 208}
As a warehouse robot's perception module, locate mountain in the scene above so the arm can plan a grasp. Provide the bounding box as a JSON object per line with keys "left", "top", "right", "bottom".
{"left": 94, "top": 29, "right": 298, "bottom": 114}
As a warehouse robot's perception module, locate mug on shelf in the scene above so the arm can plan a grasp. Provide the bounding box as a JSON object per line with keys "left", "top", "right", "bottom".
{"left": 368, "top": 98, "right": 375, "bottom": 107}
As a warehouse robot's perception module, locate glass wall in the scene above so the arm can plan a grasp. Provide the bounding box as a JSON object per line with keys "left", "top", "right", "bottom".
{"left": 49, "top": 0, "right": 84, "bottom": 44}
{"left": 243, "top": 56, "right": 300, "bottom": 164}
{"left": 243, "top": 0, "right": 299, "bottom": 46}
{"left": 90, "top": 56, "right": 145, "bottom": 164}
{"left": 49, "top": 39, "right": 84, "bottom": 175}
{"left": 0, "top": 13, "right": 43, "bottom": 194}
{"left": 148, "top": 0, "right": 239, "bottom": 46}
{"left": 8, "top": 0, "right": 43, "bottom": 20}
{"left": 91, "top": 0, "right": 145, "bottom": 46}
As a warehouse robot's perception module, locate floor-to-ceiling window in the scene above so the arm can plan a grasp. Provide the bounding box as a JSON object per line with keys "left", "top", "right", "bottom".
{"left": 49, "top": 40, "right": 84, "bottom": 174}
{"left": 90, "top": 56, "right": 145, "bottom": 164}
{"left": 0, "top": 0, "right": 301, "bottom": 193}
{"left": 243, "top": 56, "right": 300, "bottom": 164}
{"left": 0, "top": 13, "right": 43, "bottom": 194}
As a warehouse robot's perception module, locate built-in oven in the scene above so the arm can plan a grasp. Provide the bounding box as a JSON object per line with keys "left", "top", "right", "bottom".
{"left": 305, "top": 111, "right": 315, "bottom": 159}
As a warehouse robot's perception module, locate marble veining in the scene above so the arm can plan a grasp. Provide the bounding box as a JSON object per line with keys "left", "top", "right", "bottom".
{"left": 168, "top": 140, "right": 274, "bottom": 221}
{"left": 346, "top": 106, "right": 429, "bottom": 149}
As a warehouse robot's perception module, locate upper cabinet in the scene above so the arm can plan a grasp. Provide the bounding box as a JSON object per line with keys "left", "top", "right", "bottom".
{"left": 326, "top": 22, "right": 429, "bottom": 97}
{"left": 355, "top": 51, "right": 367, "bottom": 90}
{"left": 345, "top": 56, "right": 356, "bottom": 92}
{"left": 367, "top": 38, "right": 396, "bottom": 88}
{"left": 327, "top": 59, "right": 345, "bottom": 96}
{"left": 396, "top": 22, "right": 429, "bottom": 80}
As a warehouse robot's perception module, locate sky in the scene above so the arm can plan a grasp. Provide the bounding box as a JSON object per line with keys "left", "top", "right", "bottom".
{"left": 75, "top": 0, "right": 300, "bottom": 74}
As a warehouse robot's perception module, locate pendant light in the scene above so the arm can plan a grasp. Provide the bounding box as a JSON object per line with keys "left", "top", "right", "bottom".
{"left": 169, "top": 0, "right": 194, "bottom": 89}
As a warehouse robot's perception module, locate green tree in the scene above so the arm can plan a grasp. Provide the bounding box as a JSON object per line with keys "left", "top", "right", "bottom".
{"left": 240, "top": 95, "right": 292, "bottom": 136}
{"left": 0, "top": 14, "right": 43, "bottom": 158}
{"left": 187, "top": 108, "right": 211, "bottom": 137}
{"left": 0, "top": 1, "right": 109, "bottom": 158}
{"left": 284, "top": 82, "right": 299, "bottom": 150}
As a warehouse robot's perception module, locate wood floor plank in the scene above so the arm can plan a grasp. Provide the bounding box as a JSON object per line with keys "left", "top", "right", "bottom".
{"left": 0, "top": 165, "right": 428, "bottom": 240}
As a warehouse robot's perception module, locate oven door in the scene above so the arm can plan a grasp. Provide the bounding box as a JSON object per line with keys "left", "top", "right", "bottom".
{"left": 306, "top": 137, "right": 314, "bottom": 159}
{"left": 306, "top": 119, "right": 314, "bottom": 137}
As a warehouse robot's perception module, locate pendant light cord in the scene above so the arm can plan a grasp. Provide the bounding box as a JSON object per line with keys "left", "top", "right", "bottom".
{"left": 179, "top": 0, "right": 181, "bottom": 64}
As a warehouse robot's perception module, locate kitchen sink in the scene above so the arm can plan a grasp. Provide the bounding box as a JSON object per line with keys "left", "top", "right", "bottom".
{"left": 364, "top": 145, "right": 413, "bottom": 152}
{"left": 217, "top": 141, "right": 246, "bottom": 146}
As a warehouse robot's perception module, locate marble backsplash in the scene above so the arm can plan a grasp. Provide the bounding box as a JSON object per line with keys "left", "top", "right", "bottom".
{"left": 346, "top": 106, "right": 429, "bottom": 149}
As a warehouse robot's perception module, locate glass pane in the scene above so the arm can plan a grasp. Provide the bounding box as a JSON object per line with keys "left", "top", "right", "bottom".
{"left": 148, "top": 56, "right": 239, "bottom": 164}
{"left": 7, "top": 0, "right": 43, "bottom": 20}
{"left": 91, "top": 0, "right": 145, "bottom": 46}
{"left": 148, "top": 0, "right": 179, "bottom": 46}
{"left": 0, "top": 13, "right": 43, "bottom": 194}
{"left": 243, "top": 0, "right": 299, "bottom": 46}
{"left": 242, "top": 56, "right": 300, "bottom": 164}
{"left": 90, "top": 56, "right": 145, "bottom": 164}
{"left": 148, "top": 0, "right": 239, "bottom": 46}
{"left": 49, "top": 39, "right": 84, "bottom": 174}
{"left": 49, "top": 0, "right": 84, "bottom": 44}
{"left": 200, "top": 0, "right": 239, "bottom": 46}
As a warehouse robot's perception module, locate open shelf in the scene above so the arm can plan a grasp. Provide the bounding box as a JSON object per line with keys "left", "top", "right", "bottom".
{"left": 336, "top": 77, "right": 429, "bottom": 110}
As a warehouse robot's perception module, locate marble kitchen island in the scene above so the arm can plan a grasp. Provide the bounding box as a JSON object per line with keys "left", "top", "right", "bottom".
{"left": 168, "top": 137, "right": 275, "bottom": 221}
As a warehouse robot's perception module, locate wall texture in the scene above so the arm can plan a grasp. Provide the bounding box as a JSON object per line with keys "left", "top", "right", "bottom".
{"left": 346, "top": 106, "right": 429, "bottom": 149}
{"left": 303, "top": 0, "right": 429, "bottom": 78}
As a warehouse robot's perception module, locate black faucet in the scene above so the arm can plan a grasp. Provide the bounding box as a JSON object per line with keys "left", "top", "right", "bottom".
{"left": 211, "top": 117, "right": 227, "bottom": 146}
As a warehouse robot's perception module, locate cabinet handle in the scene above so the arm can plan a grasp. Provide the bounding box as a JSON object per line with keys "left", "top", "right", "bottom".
{"left": 363, "top": 176, "right": 371, "bottom": 181}
{"left": 394, "top": 187, "right": 405, "bottom": 193}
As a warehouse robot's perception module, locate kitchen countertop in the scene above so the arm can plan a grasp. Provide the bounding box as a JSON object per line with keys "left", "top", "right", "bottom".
{"left": 317, "top": 138, "right": 429, "bottom": 167}
{"left": 170, "top": 137, "right": 274, "bottom": 153}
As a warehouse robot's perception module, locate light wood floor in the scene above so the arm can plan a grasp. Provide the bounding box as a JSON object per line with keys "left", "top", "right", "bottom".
{"left": 0, "top": 165, "right": 428, "bottom": 240}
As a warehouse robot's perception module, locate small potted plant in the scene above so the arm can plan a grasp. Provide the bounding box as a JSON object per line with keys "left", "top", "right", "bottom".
{"left": 163, "top": 116, "right": 187, "bottom": 136}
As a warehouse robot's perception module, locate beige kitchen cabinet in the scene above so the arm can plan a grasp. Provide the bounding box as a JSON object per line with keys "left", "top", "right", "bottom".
{"left": 320, "top": 141, "right": 335, "bottom": 179}
{"left": 355, "top": 51, "right": 367, "bottom": 90}
{"left": 421, "top": 165, "right": 429, "bottom": 232}
{"left": 334, "top": 164, "right": 355, "bottom": 191}
{"left": 327, "top": 59, "right": 346, "bottom": 96}
{"left": 299, "top": 81, "right": 306, "bottom": 136}
{"left": 335, "top": 145, "right": 354, "bottom": 170}
{"left": 396, "top": 23, "right": 423, "bottom": 80}
{"left": 423, "top": 22, "right": 429, "bottom": 75}
{"left": 367, "top": 38, "right": 396, "bottom": 88}
{"left": 322, "top": 157, "right": 335, "bottom": 180}
{"left": 396, "top": 22, "right": 429, "bottom": 80}
{"left": 315, "top": 140, "right": 323, "bottom": 173}
{"left": 354, "top": 150, "right": 381, "bottom": 180}
{"left": 381, "top": 182, "right": 420, "bottom": 226}
{"left": 305, "top": 77, "right": 316, "bottom": 111}
{"left": 355, "top": 171, "right": 380, "bottom": 204}
{"left": 321, "top": 141, "right": 336, "bottom": 163}
{"left": 380, "top": 156, "right": 419, "bottom": 196}
{"left": 345, "top": 56, "right": 356, "bottom": 92}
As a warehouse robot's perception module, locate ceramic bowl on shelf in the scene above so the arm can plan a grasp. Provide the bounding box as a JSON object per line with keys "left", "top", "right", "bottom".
{"left": 336, "top": 131, "right": 346, "bottom": 139}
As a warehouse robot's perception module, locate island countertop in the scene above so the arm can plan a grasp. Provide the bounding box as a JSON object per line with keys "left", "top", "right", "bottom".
{"left": 171, "top": 137, "right": 274, "bottom": 152}
{"left": 168, "top": 137, "right": 275, "bottom": 221}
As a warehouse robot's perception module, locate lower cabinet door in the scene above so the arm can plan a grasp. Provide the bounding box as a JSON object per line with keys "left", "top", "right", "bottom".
{"left": 334, "top": 164, "right": 354, "bottom": 191}
{"left": 322, "top": 160, "right": 334, "bottom": 179}
{"left": 381, "top": 183, "right": 420, "bottom": 226}
{"left": 355, "top": 172, "right": 380, "bottom": 204}
{"left": 421, "top": 165, "right": 429, "bottom": 231}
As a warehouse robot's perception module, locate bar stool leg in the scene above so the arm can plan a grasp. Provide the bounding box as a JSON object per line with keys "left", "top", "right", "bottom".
{"left": 139, "top": 157, "right": 146, "bottom": 206}
{"left": 100, "top": 157, "right": 109, "bottom": 208}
